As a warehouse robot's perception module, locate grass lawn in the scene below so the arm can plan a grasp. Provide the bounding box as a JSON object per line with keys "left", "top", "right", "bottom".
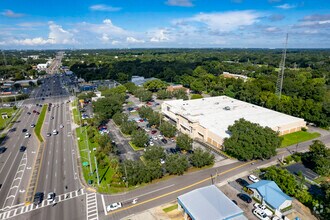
{"left": 281, "top": 131, "right": 320, "bottom": 147}
{"left": 0, "top": 108, "right": 16, "bottom": 130}
{"left": 314, "top": 176, "right": 329, "bottom": 184}
{"left": 129, "top": 141, "right": 144, "bottom": 151}
{"left": 163, "top": 204, "right": 178, "bottom": 213}
{"left": 76, "top": 126, "right": 117, "bottom": 192}
{"left": 72, "top": 108, "right": 80, "bottom": 125}
{"left": 35, "top": 105, "right": 47, "bottom": 142}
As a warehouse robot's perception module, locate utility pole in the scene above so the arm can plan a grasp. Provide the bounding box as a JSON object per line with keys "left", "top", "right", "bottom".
{"left": 275, "top": 34, "right": 289, "bottom": 98}
{"left": 94, "top": 156, "right": 100, "bottom": 185}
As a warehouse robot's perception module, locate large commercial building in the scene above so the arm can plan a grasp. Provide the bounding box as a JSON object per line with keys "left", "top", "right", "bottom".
{"left": 177, "top": 185, "right": 247, "bottom": 220}
{"left": 161, "top": 96, "right": 306, "bottom": 149}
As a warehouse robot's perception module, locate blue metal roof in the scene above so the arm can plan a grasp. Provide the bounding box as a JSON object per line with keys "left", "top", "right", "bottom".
{"left": 248, "top": 180, "right": 292, "bottom": 209}
{"left": 178, "top": 185, "right": 246, "bottom": 220}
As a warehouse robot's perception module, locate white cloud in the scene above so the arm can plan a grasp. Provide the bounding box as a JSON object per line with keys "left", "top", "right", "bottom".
{"left": 78, "top": 19, "right": 127, "bottom": 37}
{"left": 150, "top": 29, "right": 171, "bottom": 42}
{"left": 265, "top": 27, "right": 280, "bottom": 32}
{"left": 275, "top": 4, "right": 296, "bottom": 10}
{"left": 17, "top": 22, "right": 45, "bottom": 27}
{"left": 181, "top": 11, "right": 261, "bottom": 33}
{"left": 100, "top": 33, "right": 110, "bottom": 43}
{"left": 112, "top": 40, "right": 120, "bottom": 45}
{"left": 1, "top": 10, "right": 24, "bottom": 18}
{"left": 90, "top": 4, "right": 121, "bottom": 12}
{"left": 12, "top": 37, "right": 49, "bottom": 46}
{"left": 126, "top": 36, "right": 145, "bottom": 43}
{"left": 48, "top": 22, "right": 75, "bottom": 44}
{"left": 165, "top": 0, "right": 193, "bottom": 7}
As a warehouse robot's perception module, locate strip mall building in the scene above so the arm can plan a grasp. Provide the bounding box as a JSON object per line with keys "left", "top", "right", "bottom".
{"left": 161, "top": 96, "right": 306, "bottom": 149}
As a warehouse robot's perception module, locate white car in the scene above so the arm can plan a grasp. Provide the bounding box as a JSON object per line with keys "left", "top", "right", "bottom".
{"left": 248, "top": 174, "right": 259, "bottom": 183}
{"left": 160, "top": 159, "right": 165, "bottom": 164}
{"left": 158, "top": 134, "right": 163, "bottom": 139}
{"left": 47, "top": 192, "right": 55, "bottom": 202}
{"left": 30, "top": 124, "right": 35, "bottom": 128}
{"left": 52, "top": 129, "right": 58, "bottom": 135}
{"left": 106, "top": 202, "right": 122, "bottom": 212}
{"left": 24, "top": 133, "right": 30, "bottom": 138}
{"left": 254, "top": 203, "right": 273, "bottom": 216}
{"left": 152, "top": 136, "right": 158, "bottom": 141}
{"left": 253, "top": 209, "right": 270, "bottom": 220}
{"left": 60, "top": 124, "right": 64, "bottom": 128}
{"left": 149, "top": 141, "right": 154, "bottom": 146}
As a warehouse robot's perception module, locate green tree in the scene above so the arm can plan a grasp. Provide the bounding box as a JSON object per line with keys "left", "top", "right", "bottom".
{"left": 120, "top": 120, "right": 138, "bottom": 135}
{"left": 112, "top": 112, "right": 128, "bottom": 126}
{"left": 144, "top": 146, "right": 166, "bottom": 162}
{"left": 93, "top": 94, "right": 125, "bottom": 121}
{"left": 173, "top": 88, "right": 188, "bottom": 100}
{"left": 131, "top": 129, "right": 149, "bottom": 148}
{"left": 191, "top": 94, "right": 203, "bottom": 99}
{"left": 176, "top": 133, "right": 193, "bottom": 151}
{"left": 143, "top": 79, "right": 168, "bottom": 92}
{"left": 157, "top": 90, "right": 172, "bottom": 100}
{"left": 190, "top": 80, "right": 205, "bottom": 94}
{"left": 123, "top": 82, "right": 138, "bottom": 93}
{"left": 138, "top": 106, "right": 153, "bottom": 119}
{"left": 223, "top": 118, "right": 281, "bottom": 161}
{"left": 190, "top": 148, "right": 215, "bottom": 168}
{"left": 143, "top": 160, "right": 163, "bottom": 182}
{"left": 134, "top": 89, "right": 152, "bottom": 102}
{"left": 159, "top": 121, "right": 176, "bottom": 137}
{"left": 165, "top": 154, "right": 189, "bottom": 175}
{"left": 302, "top": 141, "right": 330, "bottom": 176}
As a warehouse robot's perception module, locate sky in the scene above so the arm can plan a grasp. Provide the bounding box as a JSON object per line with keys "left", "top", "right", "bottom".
{"left": 0, "top": 0, "right": 330, "bottom": 49}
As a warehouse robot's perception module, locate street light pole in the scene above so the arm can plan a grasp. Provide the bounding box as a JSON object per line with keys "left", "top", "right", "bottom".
{"left": 94, "top": 156, "right": 100, "bottom": 185}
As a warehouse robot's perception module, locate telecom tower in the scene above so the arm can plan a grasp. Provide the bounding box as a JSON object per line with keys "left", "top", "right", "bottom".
{"left": 275, "top": 33, "right": 289, "bottom": 98}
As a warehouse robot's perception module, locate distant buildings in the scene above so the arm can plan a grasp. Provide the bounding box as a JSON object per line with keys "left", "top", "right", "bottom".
{"left": 131, "top": 76, "right": 157, "bottom": 86}
{"left": 222, "top": 72, "right": 249, "bottom": 82}
{"left": 166, "top": 84, "right": 190, "bottom": 94}
{"left": 91, "top": 91, "right": 105, "bottom": 102}
{"left": 248, "top": 180, "right": 292, "bottom": 216}
{"left": 177, "top": 185, "right": 247, "bottom": 220}
{"left": 162, "top": 96, "right": 306, "bottom": 148}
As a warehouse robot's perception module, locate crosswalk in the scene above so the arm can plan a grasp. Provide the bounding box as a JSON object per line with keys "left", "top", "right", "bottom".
{"left": 86, "top": 193, "right": 98, "bottom": 220}
{"left": 0, "top": 189, "right": 85, "bottom": 220}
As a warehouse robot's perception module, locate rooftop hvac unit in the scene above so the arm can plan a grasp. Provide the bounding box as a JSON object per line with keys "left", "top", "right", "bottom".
{"left": 224, "top": 106, "right": 231, "bottom": 110}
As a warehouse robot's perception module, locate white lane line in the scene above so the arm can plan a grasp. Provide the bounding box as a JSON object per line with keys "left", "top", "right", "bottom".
{"left": 122, "top": 184, "right": 176, "bottom": 203}
{"left": 0, "top": 151, "right": 13, "bottom": 176}
{"left": 101, "top": 195, "right": 107, "bottom": 216}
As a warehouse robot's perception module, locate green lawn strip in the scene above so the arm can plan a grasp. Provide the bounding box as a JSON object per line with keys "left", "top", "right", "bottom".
{"left": 72, "top": 108, "right": 80, "bottom": 124}
{"left": 280, "top": 131, "right": 320, "bottom": 147}
{"left": 163, "top": 204, "right": 178, "bottom": 213}
{"left": 35, "top": 105, "right": 47, "bottom": 142}
{"left": 76, "top": 127, "right": 116, "bottom": 189}
{"left": 0, "top": 107, "right": 16, "bottom": 130}
{"left": 129, "top": 141, "right": 144, "bottom": 151}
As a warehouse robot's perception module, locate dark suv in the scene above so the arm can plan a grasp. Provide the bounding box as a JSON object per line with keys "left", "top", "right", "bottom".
{"left": 235, "top": 178, "right": 249, "bottom": 187}
{"left": 237, "top": 193, "right": 252, "bottom": 203}
{"left": 34, "top": 192, "right": 44, "bottom": 205}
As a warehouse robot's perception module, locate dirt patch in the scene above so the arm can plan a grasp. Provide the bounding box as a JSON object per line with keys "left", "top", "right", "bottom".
{"left": 286, "top": 199, "right": 317, "bottom": 220}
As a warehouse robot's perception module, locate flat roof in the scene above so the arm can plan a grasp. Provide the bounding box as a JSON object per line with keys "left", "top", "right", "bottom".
{"left": 163, "top": 96, "right": 305, "bottom": 138}
{"left": 178, "top": 185, "right": 246, "bottom": 220}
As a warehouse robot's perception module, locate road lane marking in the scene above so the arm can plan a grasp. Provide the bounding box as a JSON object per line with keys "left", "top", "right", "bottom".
{"left": 0, "top": 151, "right": 13, "bottom": 176}
{"left": 101, "top": 195, "right": 107, "bottom": 216}
{"left": 108, "top": 160, "right": 255, "bottom": 215}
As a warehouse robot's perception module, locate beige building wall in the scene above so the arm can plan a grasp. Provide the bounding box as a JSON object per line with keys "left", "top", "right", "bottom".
{"left": 161, "top": 102, "right": 306, "bottom": 150}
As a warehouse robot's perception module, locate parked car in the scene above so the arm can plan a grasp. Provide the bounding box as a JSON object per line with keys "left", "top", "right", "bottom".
{"left": 22, "top": 128, "right": 27, "bottom": 133}
{"left": 254, "top": 203, "right": 273, "bottom": 216}
{"left": 235, "top": 178, "right": 249, "bottom": 187}
{"left": 149, "top": 142, "right": 154, "bottom": 146}
{"left": 253, "top": 209, "right": 270, "bottom": 220}
{"left": 27, "top": 112, "right": 31, "bottom": 115}
{"left": 248, "top": 174, "right": 260, "bottom": 183}
{"left": 0, "top": 147, "right": 6, "bottom": 154}
{"left": 161, "top": 138, "right": 168, "bottom": 144}
{"left": 237, "top": 193, "right": 252, "bottom": 203}
{"left": 106, "top": 202, "right": 122, "bottom": 212}
{"left": 151, "top": 130, "right": 157, "bottom": 134}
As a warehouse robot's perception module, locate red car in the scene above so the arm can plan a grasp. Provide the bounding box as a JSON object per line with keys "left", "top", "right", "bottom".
{"left": 36, "top": 112, "right": 40, "bottom": 115}
{"left": 139, "top": 119, "right": 144, "bottom": 122}
{"left": 33, "top": 110, "right": 36, "bottom": 113}
{"left": 151, "top": 130, "right": 157, "bottom": 134}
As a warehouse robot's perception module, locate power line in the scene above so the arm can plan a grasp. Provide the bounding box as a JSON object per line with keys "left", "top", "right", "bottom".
{"left": 275, "top": 33, "right": 289, "bottom": 99}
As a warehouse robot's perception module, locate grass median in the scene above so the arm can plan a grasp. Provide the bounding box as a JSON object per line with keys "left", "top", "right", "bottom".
{"left": 281, "top": 131, "right": 320, "bottom": 147}
{"left": 35, "top": 105, "right": 47, "bottom": 142}
{"left": 76, "top": 126, "right": 117, "bottom": 192}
